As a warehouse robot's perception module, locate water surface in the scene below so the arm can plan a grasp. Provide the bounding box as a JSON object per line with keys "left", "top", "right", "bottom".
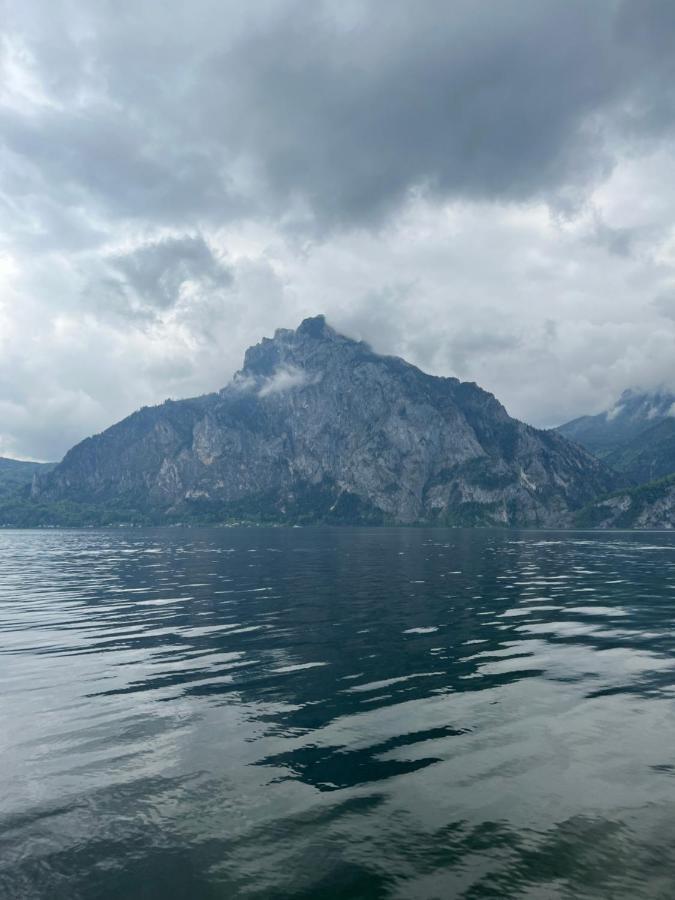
{"left": 2, "top": 527, "right": 675, "bottom": 898}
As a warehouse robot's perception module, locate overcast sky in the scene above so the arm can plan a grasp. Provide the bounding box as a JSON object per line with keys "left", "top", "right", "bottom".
{"left": 2, "top": 1, "right": 675, "bottom": 460}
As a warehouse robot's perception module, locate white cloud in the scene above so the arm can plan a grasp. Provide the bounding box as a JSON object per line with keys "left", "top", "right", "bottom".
{"left": 258, "top": 365, "right": 311, "bottom": 397}
{"left": 3, "top": 2, "right": 675, "bottom": 458}
{"left": 4, "top": 183, "right": 675, "bottom": 458}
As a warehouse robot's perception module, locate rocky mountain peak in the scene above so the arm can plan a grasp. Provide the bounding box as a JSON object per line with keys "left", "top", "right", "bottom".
{"left": 295, "top": 314, "right": 333, "bottom": 339}
{"left": 611, "top": 388, "right": 675, "bottom": 422}
{"left": 239, "top": 315, "right": 371, "bottom": 383}
{"left": 22, "top": 315, "right": 619, "bottom": 527}
{"left": 558, "top": 387, "right": 675, "bottom": 457}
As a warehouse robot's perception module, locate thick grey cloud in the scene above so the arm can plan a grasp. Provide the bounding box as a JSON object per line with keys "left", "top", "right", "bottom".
{"left": 107, "top": 236, "right": 232, "bottom": 310}
{"left": 653, "top": 291, "right": 675, "bottom": 321}
{"left": 2, "top": 1, "right": 675, "bottom": 459}
{"left": 4, "top": 0, "right": 675, "bottom": 233}
{"left": 207, "top": 0, "right": 620, "bottom": 225}
{"left": 212, "top": 0, "right": 675, "bottom": 226}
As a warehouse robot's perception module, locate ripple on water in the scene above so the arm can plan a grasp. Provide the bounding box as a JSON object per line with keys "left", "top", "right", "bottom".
{"left": 2, "top": 527, "right": 675, "bottom": 899}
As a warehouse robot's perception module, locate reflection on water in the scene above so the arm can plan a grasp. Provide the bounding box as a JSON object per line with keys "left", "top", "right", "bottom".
{"left": 2, "top": 527, "right": 675, "bottom": 898}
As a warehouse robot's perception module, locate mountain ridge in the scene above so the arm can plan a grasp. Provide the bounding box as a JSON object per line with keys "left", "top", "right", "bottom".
{"left": 557, "top": 388, "right": 675, "bottom": 483}
{"left": 557, "top": 388, "right": 675, "bottom": 458}
{"left": 6, "top": 316, "right": 619, "bottom": 527}
{"left": 0, "top": 457, "right": 55, "bottom": 502}
{"left": 555, "top": 387, "right": 675, "bottom": 528}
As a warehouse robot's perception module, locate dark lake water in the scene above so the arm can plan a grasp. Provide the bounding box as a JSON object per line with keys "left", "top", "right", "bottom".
{"left": 2, "top": 527, "right": 675, "bottom": 899}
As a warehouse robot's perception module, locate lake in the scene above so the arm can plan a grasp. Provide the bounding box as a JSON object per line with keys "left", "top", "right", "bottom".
{"left": 2, "top": 527, "right": 675, "bottom": 898}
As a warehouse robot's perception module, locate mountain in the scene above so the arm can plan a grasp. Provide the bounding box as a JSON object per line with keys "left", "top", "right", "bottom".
{"left": 13, "top": 316, "right": 618, "bottom": 527}
{"left": 602, "top": 417, "right": 675, "bottom": 485}
{"left": 576, "top": 474, "right": 675, "bottom": 529}
{"left": 557, "top": 388, "right": 675, "bottom": 459}
{"left": 557, "top": 389, "right": 675, "bottom": 483}
{"left": 0, "top": 457, "right": 55, "bottom": 501}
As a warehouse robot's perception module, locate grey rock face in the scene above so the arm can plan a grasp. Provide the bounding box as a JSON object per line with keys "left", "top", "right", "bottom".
{"left": 577, "top": 475, "right": 675, "bottom": 529}
{"left": 0, "top": 457, "right": 55, "bottom": 501}
{"left": 34, "top": 316, "right": 618, "bottom": 526}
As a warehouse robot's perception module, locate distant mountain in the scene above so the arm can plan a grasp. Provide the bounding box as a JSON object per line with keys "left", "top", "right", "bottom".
{"left": 6, "top": 316, "right": 618, "bottom": 528}
{"left": 0, "top": 457, "right": 55, "bottom": 501}
{"left": 558, "top": 389, "right": 675, "bottom": 484}
{"left": 558, "top": 389, "right": 675, "bottom": 458}
{"left": 602, "top": 417, "right": 675, "bottom": 485}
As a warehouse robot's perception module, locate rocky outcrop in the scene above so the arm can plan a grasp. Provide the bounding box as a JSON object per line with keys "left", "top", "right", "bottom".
{"left": 0, "top": 457, "right": 54, "bottom": 501}
{"left": 31, "top": 316, "right": 618, "bottom": 526}
{"left": 576, "top": 475, "right": 675, "bottom": 529}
